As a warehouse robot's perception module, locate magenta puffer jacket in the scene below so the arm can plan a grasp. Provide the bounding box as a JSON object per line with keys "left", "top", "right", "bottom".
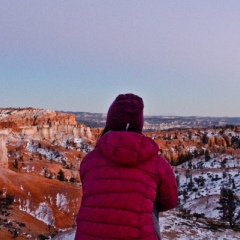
{"left": 75, "top": 131, "right": 178, "bottom": 240}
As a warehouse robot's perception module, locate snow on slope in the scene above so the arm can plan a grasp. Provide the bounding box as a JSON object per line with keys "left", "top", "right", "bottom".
{"left": 53, "top": 210, "right": 240, "bottom": 240}
{"left": 176, "top": 153, "right": 240, "bottom": 222}
{"left": 159, "top": 210, "right": 240, "bottom": 240}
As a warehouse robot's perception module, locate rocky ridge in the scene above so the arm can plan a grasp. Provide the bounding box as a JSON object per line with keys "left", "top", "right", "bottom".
{"left": 0, "top": 108, "right": 94, "bottom": 168}
{"left": 70, "top": 111, "right": 240, "bottom": 130}
{"left": 0, "top": 108, "right": 96, "bottom": 239}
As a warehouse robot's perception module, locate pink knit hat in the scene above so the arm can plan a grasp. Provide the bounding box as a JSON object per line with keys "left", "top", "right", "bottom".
{"left": 105, "top": 93, "right": 144, "bottom": 133}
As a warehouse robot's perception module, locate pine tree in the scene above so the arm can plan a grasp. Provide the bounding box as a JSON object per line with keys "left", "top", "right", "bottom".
{"left": 57, "top": 169, "right": 66, "bottom": 181}
{"left": 187, "top": 174, "right": 194, "bottom": 191}
{"left": 205, "top": 150, "right": 211, "bottom": 161}
{"left": 218, "top": 187, "right": 240, "bottom": 227}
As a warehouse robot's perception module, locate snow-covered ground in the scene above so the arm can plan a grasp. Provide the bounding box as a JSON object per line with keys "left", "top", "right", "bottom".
{"left": 176, "top": 153, "right": 240, "bottom": 221}
{"left": 53, "top": 229, "right": 76, "bottom": 240}
{"left": 159, "top": 210, "right": 240, "bottom": 240}
{"left": 53, "top": 210, "right": 240, "bottom": 240}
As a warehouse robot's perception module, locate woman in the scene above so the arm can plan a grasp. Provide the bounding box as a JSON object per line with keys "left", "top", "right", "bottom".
{"left": 75, "top": 93, "right": 178, "bottom": 240}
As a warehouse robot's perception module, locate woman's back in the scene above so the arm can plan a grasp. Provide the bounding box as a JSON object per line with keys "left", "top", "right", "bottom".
{"left": 75, "top": 93, "right": 178, "bottom": 240}
{"left": 75, "top": 131, "right": 177, "bottom": 240}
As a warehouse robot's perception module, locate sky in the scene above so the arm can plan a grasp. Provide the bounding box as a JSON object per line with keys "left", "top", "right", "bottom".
{"left": 0, "top": 1, "right": 240, "bottom": 117}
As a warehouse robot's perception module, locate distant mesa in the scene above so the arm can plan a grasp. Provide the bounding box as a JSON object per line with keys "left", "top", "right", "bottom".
{"left": 68, "top": 111, "right": 240, "bottom": 130}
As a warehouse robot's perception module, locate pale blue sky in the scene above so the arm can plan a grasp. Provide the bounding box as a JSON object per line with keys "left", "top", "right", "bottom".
{"left": 1, "top": 1, "right": 240, "bottom": 117}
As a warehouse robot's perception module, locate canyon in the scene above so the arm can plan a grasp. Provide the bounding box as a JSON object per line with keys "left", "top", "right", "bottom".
{"left": 0, "top": 108, "right": 240, "bottom": 239}
{"left": 0, "top": 108, "right": 96, "bottom": 239}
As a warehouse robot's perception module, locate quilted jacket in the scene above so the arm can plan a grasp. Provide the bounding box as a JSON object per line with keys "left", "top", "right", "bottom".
{"left": 75, "top": 131, "right": 178, "bottom": 240}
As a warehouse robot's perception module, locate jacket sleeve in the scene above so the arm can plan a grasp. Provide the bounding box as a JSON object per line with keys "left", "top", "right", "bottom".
{"left": 155, "top": 156, "right": 178, "bottom": 212}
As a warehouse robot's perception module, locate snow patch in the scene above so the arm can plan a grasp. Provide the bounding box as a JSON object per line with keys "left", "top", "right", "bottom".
{"left": 56, "top": 193, "right": 69, "bottom": 212}
{"left": 19, "top": 199, "right": 55, "bottom": 226}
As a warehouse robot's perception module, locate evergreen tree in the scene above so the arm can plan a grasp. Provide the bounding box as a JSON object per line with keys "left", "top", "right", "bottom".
{"left": 183, "top": 189, "right": 188, "bottom": 203}
{"left": 193, "top": 149, "right": 199, "bottom": 158}
{"left": 57, "top": 169, "right": 66, "bottom": 181}
{"left": 232, "top": 179, "right": 236, "bottom": 189}
{"left": 175, "top": 175, "right": 180, "bottom": 189}
{"left": 70, "top": 176, "right": 76, "bottom": 184}
{"left": 205, "top": 150, "right": 211, "bottom": 161}
{"left": 218, "top": 187, "right": 240, "bottom": 227}
{"left": 12, "top": 159, "right": 19, "bottom": 169}
{"left": 187, "top": 174, "right": 194, "bottom": 191}
{"left": 202, "top": 133, "right": 208, "bottom": 144}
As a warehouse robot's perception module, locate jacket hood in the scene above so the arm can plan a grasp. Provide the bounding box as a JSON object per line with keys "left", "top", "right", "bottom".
{"left": 97, "top": 131, "right": 159, "bottom": 166}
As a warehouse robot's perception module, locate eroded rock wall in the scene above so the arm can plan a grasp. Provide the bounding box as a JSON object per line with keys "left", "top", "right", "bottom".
{"left": 0, "top": 108, "right": 94, "bottom": 168}
{"left": 0, "top": 130, "right": 8, "bottom": 168}
{"left": 0, "top": 108, "right": 93, "bottom": 141}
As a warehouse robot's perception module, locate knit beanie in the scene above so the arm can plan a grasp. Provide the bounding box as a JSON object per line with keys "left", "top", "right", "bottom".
{"left": 105, "top": 93, "right": 144, "bottom": 133}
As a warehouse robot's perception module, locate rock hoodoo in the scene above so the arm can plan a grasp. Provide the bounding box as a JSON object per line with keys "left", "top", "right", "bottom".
{"left": 0, "top": 108, "right": 94, "bottom": 168}
{"left": 0, "top": 129, "right": 8, "bottom": 168}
